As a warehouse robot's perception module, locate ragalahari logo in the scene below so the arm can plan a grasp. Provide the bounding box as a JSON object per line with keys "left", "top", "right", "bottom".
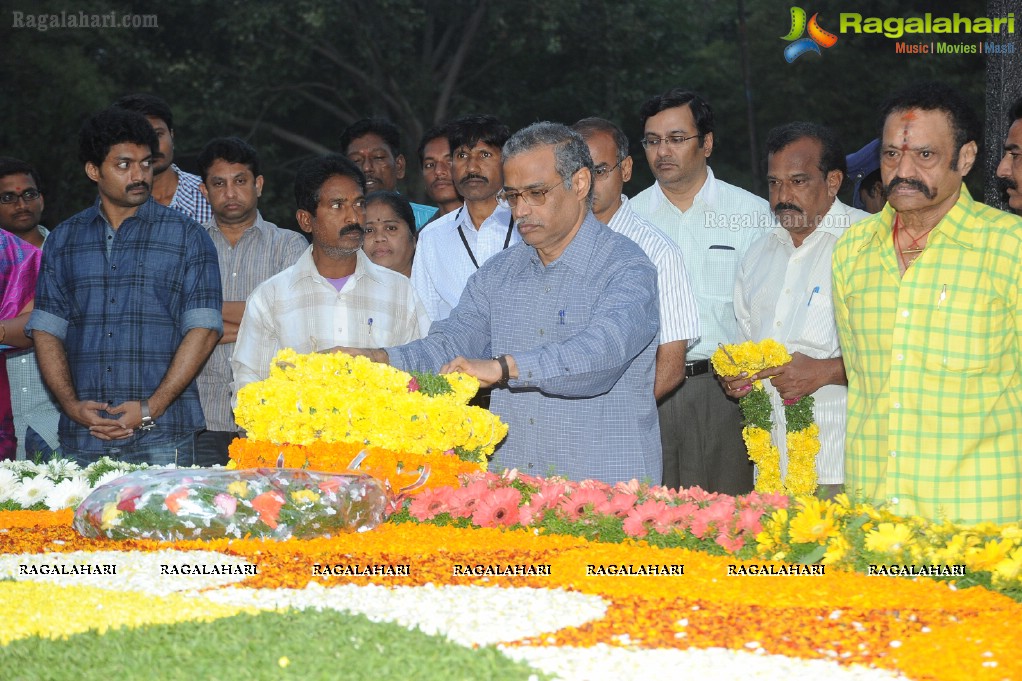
{"left": 782, "top": 7, "right": 838, "bottom": 62}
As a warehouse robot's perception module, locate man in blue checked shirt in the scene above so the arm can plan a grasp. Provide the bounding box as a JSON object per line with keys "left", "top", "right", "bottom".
{"left": 26, "top": 108, "right": 222, "bottom": 466}
{"left": 336, "top": 122, "right": 662, "bottom": 484}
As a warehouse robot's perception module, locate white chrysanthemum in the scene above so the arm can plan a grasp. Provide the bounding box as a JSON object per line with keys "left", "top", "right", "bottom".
{"left": 92, "top": 470, "right": 131, "bottom": 489}
{"left": 45, "top": 458, "right": 82, "bottom": 481}
{"left": 12, "top": 476, "right": 56, "bottom": 509}
{"left": 44, "top": 476, "right": 94, "bottom": 510}
{"left": 0, "top": 468, "right": 19, "bottom": 502}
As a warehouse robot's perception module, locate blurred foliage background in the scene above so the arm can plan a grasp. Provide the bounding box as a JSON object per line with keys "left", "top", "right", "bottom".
{"left": 0, "top": 0, "right": 1003, "bottom": 231}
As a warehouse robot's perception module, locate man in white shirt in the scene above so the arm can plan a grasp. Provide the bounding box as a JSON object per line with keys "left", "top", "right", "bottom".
{"left": 232, "top": 155, "right": 430, "bottom": 392}
{"left": 720, "top": 122, "right": 869, "bottom": 498}
{"left": 412, "top": 115, "right": 521, "bottom": 321}
{"left": 572, "top": 117, "right": 701, "bottom": 460}
{"left": 631, "top": 88, "right": 772, "bottom": 495}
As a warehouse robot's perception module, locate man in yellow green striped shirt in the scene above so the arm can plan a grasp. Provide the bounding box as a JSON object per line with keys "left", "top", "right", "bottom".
{"left": 833, "top": 82, "right": 1022, "bottom": 525}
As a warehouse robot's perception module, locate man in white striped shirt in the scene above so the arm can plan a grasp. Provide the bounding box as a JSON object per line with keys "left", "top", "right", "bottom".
{"left": 232, "top": 155, "right": 430, "bottom": 394}
{"left": 573, "top": 118, "right": 700, "bottom": 456}
{"left": 631, "top": 88, "right": 771, "bottom": 495}
{"left": 720, "top": 122, "right": 869, "bottom": 498}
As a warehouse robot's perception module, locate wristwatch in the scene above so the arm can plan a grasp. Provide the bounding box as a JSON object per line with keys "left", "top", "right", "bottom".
{"left": 139, "top": 399, "right": 156, "bottom": 432}
{"left": 492, "top": 355, "right": 510, "bottom": 387}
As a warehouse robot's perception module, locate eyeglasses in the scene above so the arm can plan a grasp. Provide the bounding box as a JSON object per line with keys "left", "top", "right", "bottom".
{"left": 593, "top": 161, "right": 623, "bottom": 179}
{"left": 640, "top": 134, "right": 699, "bottom": 150}
{"left": 497, "top": 183, "right": 559, "bottom": 209}
{"left": 0, "top": 189, "right": 41, "bottom": 205}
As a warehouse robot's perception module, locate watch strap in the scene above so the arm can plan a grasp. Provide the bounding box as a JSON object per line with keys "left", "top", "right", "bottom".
{"left": 493, "top": 355, "right": 510, "bottom": 386}
{"left": 139, "top": 399, "right": 155, "bottom": 431}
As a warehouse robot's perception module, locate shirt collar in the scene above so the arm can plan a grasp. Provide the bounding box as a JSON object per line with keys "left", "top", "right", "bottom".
{"left": 769, "top": 198, "right": 854, "bottom": 246}
{"left": 648, "top": 166, "right": 717, "bottom": 211}
{"left": 855, "top": 184, "right": 975, "bottom": 253}
{"left": 206, "top": 210, "right": 272, "bottom": 237}
{"left": 89, "top": 196, "right": 158, "bottom": 229}
{"left": 290, "top": 245, "right": 383, "bottom": 287}
{"left": 529, "top": 211, "right": 601, "bottom": 274}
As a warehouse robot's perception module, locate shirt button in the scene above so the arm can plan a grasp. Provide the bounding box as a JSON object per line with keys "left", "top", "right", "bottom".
{"left": 893, "top": 402, "right": 900, "bottom": 409}
{"left": 775, "top": 321, "right": 782, "bottom": 327}
{"left": 232, "top": 272, "right": 237, "bottom": 277}
{"left": 890, "top": 451, "right": 897, "bottom": 457}
{"left": 106, "top": 367, "right": 112, "bottom": 373}
{"left": 107, "top": 332, "right": 113, "bottom": 337}
{"left": 890, "top": 497, "right": 900, "bottom": 504}
{"left": 901, "top": 310, "right": 909, "bottom": 318}
{"left": 111, "top": 265, "right": 117, "bottom": 270}
{"left": 896, "top": 353, "right": 904, "bottom": 361}
{"left": 785, "top": 288, "right": 791, "bottom": 294}
{"left": 539, "top": 329, "right": 544, "bottom": 336}
{"left": 529, "top": 418, "right": 535, "bottom": 425}
{"left": 110, "top": 298, "right": 115, "bottom": 303}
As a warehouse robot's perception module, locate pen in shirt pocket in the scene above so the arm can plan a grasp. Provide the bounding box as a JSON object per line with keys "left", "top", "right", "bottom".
{"left": 937, "top": 284, "right": 947, "bottom": 310}
{"left": 806, "top": 285, "right": 820, "bottom": 307}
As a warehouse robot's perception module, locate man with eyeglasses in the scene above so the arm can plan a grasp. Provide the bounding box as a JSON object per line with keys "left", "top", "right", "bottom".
{"left": 631, "top": 88, "right": 771, "bottom": 496}
{"left": 412, "top": 115, "right": 522, "bottom": 321}
{"left": 231, "top": 155, "right": 429, "bottom": 393}
{"left": 0, "top": 157, "right": 62, "bottom": 458}
{"left": 572, "top": 117, "right": 700, "bottom": 453}
{"left": 333, "top": 122, "right": 662, "bottom": 484}
{"left": 996, "top": 96, "right": 1022, "bottom": 215}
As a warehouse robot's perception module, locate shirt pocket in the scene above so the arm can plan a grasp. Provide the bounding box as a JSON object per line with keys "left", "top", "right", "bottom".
{"left": 921, "top": 288, "right": 1003, "bottom": 374}
{"left": 705, "top": 245, "right": 740, "bottom": 298}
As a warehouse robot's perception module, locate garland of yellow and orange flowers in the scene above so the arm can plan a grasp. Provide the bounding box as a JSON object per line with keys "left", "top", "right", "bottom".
{"left": 710, "top": 339, "right": 820, "bottom": 496}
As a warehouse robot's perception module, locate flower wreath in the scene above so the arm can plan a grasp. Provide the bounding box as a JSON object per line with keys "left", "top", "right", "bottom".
{"left": 710, "top": 339, "right": 820, "bottom": 496}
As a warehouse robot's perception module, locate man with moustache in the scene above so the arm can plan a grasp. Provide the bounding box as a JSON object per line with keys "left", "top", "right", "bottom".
{"left": 719, "top": 123, "right": 868, "bottom": 498}
{"left": 412, "top": 115, "right": 521, "bottom": 321}
{"left": 833, "top": 82, "right": 1022, "bottom": 524}
{"left": 113, "top": 94, "right": 212, "bottom": 224}
{"left": 341, "top": 118, "right": 437, "bottom": 229}
{"left": 996, "top": 96, "right": 1022, "bottom": 214}
{"left": 631, "top": 88, "right": 771, "bottom": 495}
{"left": 193, "top": 137, "right": 308, "bottom": 465}
{"left": 0, "top": 157, "right": 61, "bottom": 458}
{"left": 335, "top": 123, "right": 661, "bottom": 484}
{"left": 418, "top": 125, "right": 461, "bottom": 221}
{"left": 26, "top": 108, "right": 222, "bottom": 465}
{"left": 231, "top": 155, "right": 429, "bottom": 391}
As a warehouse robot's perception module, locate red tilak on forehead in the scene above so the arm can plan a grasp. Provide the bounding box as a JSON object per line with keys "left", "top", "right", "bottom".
{"left": 900, "top": 111, "right": 918, "bottom": 122}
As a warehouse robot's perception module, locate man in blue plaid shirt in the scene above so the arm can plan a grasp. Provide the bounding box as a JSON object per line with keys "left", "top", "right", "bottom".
{"left": 26, "top": 108, "right": 222, "bottom": 466}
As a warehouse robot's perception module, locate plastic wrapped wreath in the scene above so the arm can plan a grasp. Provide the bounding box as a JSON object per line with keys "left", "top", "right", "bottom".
{"left": 73, "top": 466, "right": 396, "bottom": 541}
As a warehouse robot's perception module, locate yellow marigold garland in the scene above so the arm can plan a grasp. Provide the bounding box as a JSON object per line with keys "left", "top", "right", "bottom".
{"left": 234, "top": 349, "right": 508, "bottom": 463}
{"left": 711, "top": 339, "right": 820, "bottom": 496}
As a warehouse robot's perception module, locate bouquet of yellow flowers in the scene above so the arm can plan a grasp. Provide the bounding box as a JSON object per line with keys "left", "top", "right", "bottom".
{"left": 711, "top": 339, "right": 820, "bottom": 496}
{"left": 234, "top": 349, "right": 508, "bottom": 465}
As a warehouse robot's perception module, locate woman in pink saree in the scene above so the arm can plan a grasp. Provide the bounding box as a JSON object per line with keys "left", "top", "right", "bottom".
{"left": 1, "top": 229, "right": 41, "bottom": 460}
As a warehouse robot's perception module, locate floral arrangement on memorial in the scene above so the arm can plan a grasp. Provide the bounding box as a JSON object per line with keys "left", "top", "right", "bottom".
{"left": 710, "top": 339, "right": 820, "bottom": 496}
{"left": 227, "top": 440, "right": 479, "bottom": 493}
{"left": 0, "top": 457, "right": 148, "bottom": 512}
{"left": 73, "top": 467, "right": 392, "bottom": 541}
{"left": 233, "top": 349, "right": 507, "bottom": 467}
{"left": 397, "top": 469, "right": 1022, "bottom": 598}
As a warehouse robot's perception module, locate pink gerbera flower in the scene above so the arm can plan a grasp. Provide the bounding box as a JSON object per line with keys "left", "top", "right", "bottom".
{"left": 557, "top": 487, "right": 608, "bottom": 520}
{"left": 597, "top": 492, "right": 638, "bottom": 518}
{"left": 622, "top": 499, "right": 671, "bottom": 537}
{"left": 716, "top": 531, "right": 746, "bottom": 553}
{"left": 408, "top": 487, "right": 455, "bottom": 521}
{"left": 472, "top": 487, "right": 522, "bottom": 527}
